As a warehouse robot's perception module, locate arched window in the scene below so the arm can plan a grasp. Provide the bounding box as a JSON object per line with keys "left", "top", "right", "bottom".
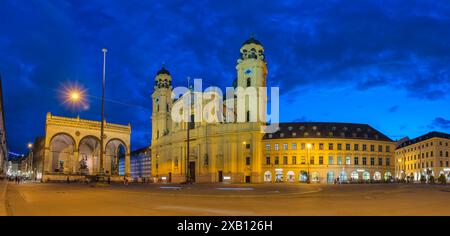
{"left": 374, "top": 171, "right": 381, "bottom": 180}
{"left": 351, "top": 171, "right": 359, "bottom": 180}
{"left": 384, "top": 171, "right": 392, "bottom": 181}
{"left": 327, "top": 172, "right": 334, "bottom": 184}
{"left": 299, "top": 171, "right": 308, "bottom": 182}
{"left": 311, "top": 172, "right": 319, "bottom": 182}
{"left": 246, "top": 111, "right": 250, "bottom": 122}
{"left": 264, "top": 171, "right": 272, "bottom": 182}
{"left": 286, "top": 171, "right": 295, "bottom": 182}
{"left": 339, "top": 171, "right": 348, "bottom": 183}
{"left": 246, "top": 77, "right": 251, "bottom": 87}
{"left": 363, "top": 171, "right": 370, "bottom": 181}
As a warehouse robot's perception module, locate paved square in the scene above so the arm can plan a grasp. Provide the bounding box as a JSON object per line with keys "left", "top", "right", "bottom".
{"left": 2, "top": 181, "right": 450, "bottom": 216}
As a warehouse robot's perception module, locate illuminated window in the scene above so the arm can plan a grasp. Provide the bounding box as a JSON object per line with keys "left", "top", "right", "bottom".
{"left": 354, "top": 157, "right": 359, "bottom": 165}
{"left": 345, "top": 156, "right": 351, "bottom": 165}
{"left": 337, "top": 156, "right": 343, "bottom": 165}
{"left": 265, "top": 144, "right": 270, "bottom": 151}
{"left": 328, "top": 156, "right": 334, "bottom": 165}
{"left": 292, "top": 143, "right": 297, "bottom": 150}
{"left": 274, "top": 144, "right": 279, "bottom": 150}
{"left": 319, "top": 156, "right": 323, "bottom": 165}
{"left": 292, "top": 156, "right": 297, "bottom": 165}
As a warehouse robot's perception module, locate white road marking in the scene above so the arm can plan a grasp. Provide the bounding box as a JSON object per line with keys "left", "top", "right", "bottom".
{"left": 216, "top": 187, "right": 254, "bottom": 191}
{"left": 156, "top": 205, "right": 254, "bottom": 215}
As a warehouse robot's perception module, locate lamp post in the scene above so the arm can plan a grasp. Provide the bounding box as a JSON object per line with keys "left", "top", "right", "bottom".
{"left": 98, "top": 48, "right": 107, "bottom": 181}
{"left": 27, "top": 143, "right": 33, "bottom": 181}
{"left": 306, "top": 143, "right": 311, "bottom": 183}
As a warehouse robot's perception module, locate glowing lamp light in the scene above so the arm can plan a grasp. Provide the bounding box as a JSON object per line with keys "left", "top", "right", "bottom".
{"left": 306, "top": 143, "right": 312, "bottom": 149}
{"left": 27, "top": 143, "right": 33, "bottom": 149}
{"left": 161, "top": 177, "right": 167, "bottom": 180}
{"left": 223, "top": 176, "right": 231, "bottom": 180}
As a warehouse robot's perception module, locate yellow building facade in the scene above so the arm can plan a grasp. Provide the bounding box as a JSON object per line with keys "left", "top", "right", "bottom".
{"left": 151, "top": 37, "right": 395, "bottom": 184}
{"left": 395, "top": 131, "right": 450, "bottom": 182}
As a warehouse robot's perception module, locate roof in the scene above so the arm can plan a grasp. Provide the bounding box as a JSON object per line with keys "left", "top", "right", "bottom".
{"left": 242, "top": 36, "right": 262, "bottom": 46}
{"left": 131, "top": 146, "right": 151, "bottom": 155}
{"left": 396, "top": 131, "right": 450, "bottom": 149}
{"left": 156, "top": 66, "right": 170, "bottom": 76}
{"left": 262, "top": 122, "right": 393, "bottom": 142}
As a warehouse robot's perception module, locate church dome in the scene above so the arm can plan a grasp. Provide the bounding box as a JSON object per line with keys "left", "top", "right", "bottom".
{"left": 156, "top": 66, "right": 170, "bottom": 76}
{"left": 242, "top": 36, "right": 262, "bottom": 46}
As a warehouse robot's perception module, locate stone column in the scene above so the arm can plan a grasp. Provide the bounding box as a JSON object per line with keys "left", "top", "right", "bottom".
{"left": 73, "top": 151, "right": 79, "bottom": 174}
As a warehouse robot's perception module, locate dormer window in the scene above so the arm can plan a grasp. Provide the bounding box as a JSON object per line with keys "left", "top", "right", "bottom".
{"left": 280, "top": 133, "right": 285, "bottom": 138}
{"left": 300, "top": 126, "right": 305, "bottom": 130}
{"left": 268, "top": 134, "right": 273, "bottom": 138}
{"left": 292, "top": 132, "right": 297, "bottom": 137}
{"left": 312, "top": 126, "right": 317, "bottom": 130}
{"left": 332, "top": 126, "right": 336, "bottom": 131}
{"left": 288, "top": 126, "right": 293, "bottom": 131}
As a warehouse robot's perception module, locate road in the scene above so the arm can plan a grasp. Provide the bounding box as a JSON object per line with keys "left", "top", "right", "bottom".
{"left": 2, "top": 181, "right": 450, "bottom": 216}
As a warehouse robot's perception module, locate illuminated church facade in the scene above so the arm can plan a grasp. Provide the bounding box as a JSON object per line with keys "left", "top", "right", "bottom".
{"left": 151, "top": 37, "right": 396, "bottom": 184}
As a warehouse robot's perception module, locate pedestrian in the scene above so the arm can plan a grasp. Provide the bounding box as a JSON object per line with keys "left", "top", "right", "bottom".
{"left": 67, "top": 176, "right": 70, "bottom": 184}
{"left": 107, "top": 176, "right": 111, "bottom": 184}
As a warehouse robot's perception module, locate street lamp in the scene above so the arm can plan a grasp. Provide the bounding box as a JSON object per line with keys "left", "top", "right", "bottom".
{"left": 98, "top": 48, "right": 108, "bottom": 181}
{"left": 27, "top": 143, "right": 33, "bottom": 181}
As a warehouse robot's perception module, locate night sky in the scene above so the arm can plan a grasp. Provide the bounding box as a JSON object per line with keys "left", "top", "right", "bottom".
{"left": 1, "top": 0, "right": 450, "bottom": 154}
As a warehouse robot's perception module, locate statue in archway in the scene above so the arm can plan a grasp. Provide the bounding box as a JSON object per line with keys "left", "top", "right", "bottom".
{"left": 79, "top": 155, "right": 89, "bottom": 175}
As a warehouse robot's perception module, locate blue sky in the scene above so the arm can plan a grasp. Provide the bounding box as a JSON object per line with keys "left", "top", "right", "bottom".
{"left": 1, "top": 0, "right": 450, "bottom": 154}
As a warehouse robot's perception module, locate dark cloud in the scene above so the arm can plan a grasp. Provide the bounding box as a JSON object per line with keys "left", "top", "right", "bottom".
{"left": 1, "top": 0, "right": 450, "bottom": 153}
{"left": 428, "top": 117, "right": 450, "bottom": 130}
{"left": 388, "top": 105, "right": 399, "bottom": 113}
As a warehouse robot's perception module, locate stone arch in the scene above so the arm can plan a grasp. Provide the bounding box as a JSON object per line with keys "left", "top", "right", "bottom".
{"left": 105, "top": 138, "right": 127, "bottom": 176}
{"left": 49, "top": 133, "right": 76, "bottom": 174}
{"left": 78, "top": 135, "right": 101, "bottom": 175}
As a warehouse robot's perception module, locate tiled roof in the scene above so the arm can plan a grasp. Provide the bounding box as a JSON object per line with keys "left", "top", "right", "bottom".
{"left": 396, "top": 131, "right": 450, "bottom": 149}
{"left": 263, "top": 122, "right": 393, "bottom": 142}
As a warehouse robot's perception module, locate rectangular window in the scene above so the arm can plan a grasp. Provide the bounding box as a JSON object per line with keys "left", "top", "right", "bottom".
{"left": 431, "top": 151, "right": 433, "bottom": 157}
{"left": 301, "top": 143, "right": 305, "bottom": 150}
{"left": 378, "top": 157, "right": 382, "bottom": 166}
{"left": 246, "top": 157, "right": 251, "bottom": 165}
{"left": 354, "top": 144, "right": 359, "bottom": 151}
{"left": 386, "top": 146, "right": 390, "bottom": 152}
{"left": 274, "top": 144, "right": 279, "bottom": 151}
{"left": 370, "top": 145, "right": 375, "bottom": 152}
{"left": 362, "top": 144, "right": 367, "bottom": 151}
{"left": 292, "top": 143, "right": 297, "bottom": 150}
{"left": 246, "top": 143, "right": 251, "bottom": 149}
{"left": 265, "top": 156, "right": 270, "bottom": 165}
{"left": 337, "top": 143, "right": 342, "bottom": 150}
{"left": 265, "top": 144, "right": 270, "bottom": 151}
{"left": 328, "top": 156, "right": 334, "bottom": 165}
{"left": 310, "top": 157, "right": 314, "bottom": 165}
{"left": 283, "top": 143, "right": 288, "bottom": 150}
{"left": 440, "top": 161, "right": 443, "bottom": 167}
{"left": 301, "top": 156, "right": 306, "bottom": 164}
{"left": 378, "top": 145, "right": 382, "bottom": 152}
{"left": 283, "top": 156, "right": 288, "bottom": 165}
{"left": 328, "top": 143, "right": 334, "bottom": 150}
{"left": 274, "top": 156, "right": 279, "bottom": 165}
{"left": 386, "top": 157, "right": 390, "bottom": 166}
{"left": 447, "top": 161, "right": 449, "bottom": 167}
{"left": 362, "top": 157, "right": 367, "bottom": 165}
{"left": 319, "top": 156, "right": 323, "bottom": 165}
{"left": 354, "top": 157, "right": 359, "bottom": 165}
{"left": 292, "top": 156, "right": 297, "bottom": 165}
{"left": 346, "top": 144, "right": 351, "bottom": 151}
{"left": 370, "top": 157, "right": 375, "bottom": 166}
{"left": 346, "top": 156, "right": 351, "bottom": 165}
{"left": 319, "top": 143, "right": 324, "bottom": 150}
{"left": 337, "top": 156, "right": 343, "bottom": 165}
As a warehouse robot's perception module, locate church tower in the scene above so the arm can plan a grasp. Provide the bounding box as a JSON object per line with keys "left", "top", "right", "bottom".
{"left": 235, "top": 36, "right": 268, "bottom": 123}
{"left": 151, "top": 66, "right": 173, "bottom": 141}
